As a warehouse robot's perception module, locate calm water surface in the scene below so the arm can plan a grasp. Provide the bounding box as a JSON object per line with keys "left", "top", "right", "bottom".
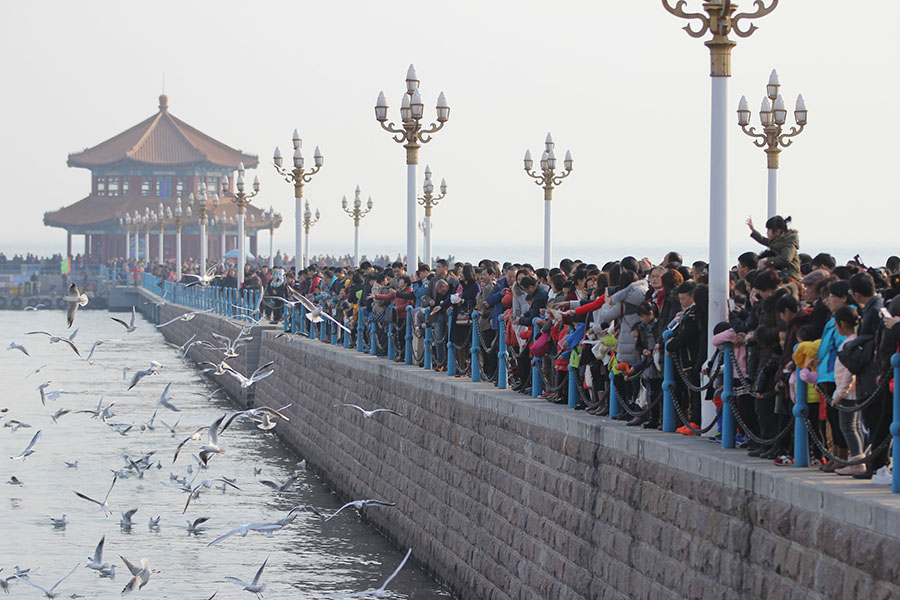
{"left": 0, "top": 309, "right": 453, "bottom": 599}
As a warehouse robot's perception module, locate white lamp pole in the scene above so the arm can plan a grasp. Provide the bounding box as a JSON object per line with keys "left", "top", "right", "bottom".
{"left": 342, "top": 186, "right": 374, "bottom": 267}
{"left": 738, "top": 70, "right": 808, "bottom": 219}
{"left": 174, "top": 198, "right": 185, "bottom": 280}
{"left": 374, "top": 65, "right": 450, "bottom": 273}
{"left": 123, "top": 216, "right": 131, "bottom": 260}
{"left": 156, "top": 203, "right": 165, "bottom": 265}
{"left": 417, "top": 165, "right": 447, "bottom": 267}
{"left": 223, "top": 163, "right": 260, "bottom": 287}
{"left": 663, "top": 0, "right": 778, "bottom": 433}
{"left": 302, "top": 202, "right": 320, "bottom": 268}
{"left": 523, "top": 133, "right": 573, "bottom": 269}
{"left": 274, "top": 130, "right": 324, "bottom": 271}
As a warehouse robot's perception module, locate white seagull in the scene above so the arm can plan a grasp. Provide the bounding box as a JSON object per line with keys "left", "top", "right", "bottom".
{"left": 25, "top": 364, "right": 48, "bottom": 378}
{"left": 223, "top": 361, "right": 275, "bottom": 390}
{"left": 85, "top": 340, "right": 104, "bottom": 364}
{"left": 157, "top": 308, "right": 214, "bottom": 329}
{"left": 184, "top": 264, "right": 222, "bottom": 288}
{"left": 327, "top": 549, "right": 413, "bottom": 599}
{"left": 86, "top": 535, "right": 113, "bottom": 573}
{"left": 293, "top": 292, "right": 352, "bottom": 334}
{"left": 334, "top": 403, "right": 404, "bottom": 419}
{"left": 73, "top": 473, "right": 118, "bottom": 516}
{"left": 174, "top": 414, "right": 226, "bottom": 466}
{"left": 157, "top": 382, "right": 181, "bottom": 412}
{"left": 220, "top": 403, "right": 291, "bottom": 434}
{"left": 25, "top": 329, "right": 80, "bottom": 356}
{"left": 120, "top": 508, "right": 139, "bottom": 528}
{"left": 186, "top": 516, "right": 211, "bottom": 534}
{"left": 7, "top": 341, "right": 29, "bottom": 356}
{"left": 127, "top": 361, "right": 163, "bottom": 390}
{"left": 15, "top": 564, "right": 79, "bottom": 599}
{"left": 11, "top": 430, "right": 41, "bottom": 460}
{"left": 48, "top": 514, "right": 67, "bottom": 528}
{"left": 51, "top": 408, "right": 71, "bottom": 424}
{"left": 120, "top": 556, "right": 158, "bottom": 595}
{"left": 110, "top": 306, "right": 138, "bottom": 333}
{"left": 183, "top": 478, "right": 240, "bottom": 514}
{"left": 324, "top": 499, "right": 397, "bottom": 523}
{"left": 258, "top": 475, "right": 300, "bottom": 493}
{"left": 225, "top": 557, "right": 268, "bottom": 599}
{"left": 37, "top": 381, "right": 51, "bottom": 405}
{"left": 23, "top": 303, "right": 47, "bottom": 311}
{"left": 64, "top": 282, "right": 89, "bottom": 328}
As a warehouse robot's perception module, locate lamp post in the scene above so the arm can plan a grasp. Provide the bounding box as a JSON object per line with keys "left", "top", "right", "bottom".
{"left": 223, "top": 162, "right": 259, "bottom": 287}
{"left": 374, "top": 64, "right": 450, "bottom": 273}
{"left": 523, "top": 133, "right": 573, "bottom": 269}
{"left": 263, "top": 207, "right": 282, "bottom": 269}
{"left": 663, "top": 0, "right": 779, "bottom": 436}
{"left": 219, "top": 210, "right": 227, "bottom": 261}
{"left": 302, "top": 202, "right": 320, "bottom": 268}
{"left": 341, "top": 186, "right": 374, "bottom": 267}
{"left": 737, "top": 69, "right": 807, "bottom": 219}
{"left": 274, "top": 130, "right": 324, "bottom": 271}
{"left": 417, "top": 165, "right": 447, "bottom": 267}
{"left": 174, "top": 197, "right": 187, "bottom": 281}
{"left": 189, "top": 185, "right": 219, "bottom": 272}
{"left": 156, "top": 203, "right": 166, "bottom": 265}
{"left": 143, "top": 211, "right": 152, "bottom": 263}
{"left": 122, "top": 216, "right": 131, "bottom": 260}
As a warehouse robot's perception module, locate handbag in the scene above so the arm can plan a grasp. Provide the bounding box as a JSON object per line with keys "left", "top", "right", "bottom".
{"left": 531, "top": 332, "right": 553, "bottom": 357}
{"left": 837, "top": 334, "right": 875, "bottom": 375}
{"left": 501, "top": 288, "right": 513, "bottom": 309}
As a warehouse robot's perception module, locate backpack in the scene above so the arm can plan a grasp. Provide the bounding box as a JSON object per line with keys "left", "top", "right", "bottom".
{"left": 837, "top": 334, "right": 875, "bottom": 375}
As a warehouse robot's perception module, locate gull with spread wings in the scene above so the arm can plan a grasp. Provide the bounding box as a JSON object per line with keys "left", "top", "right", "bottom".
{"left": 324, "top": 499, "right": 397, "bottom": 522}
{"left": 184, "top": 264, "right": 222, "bottom": 288}
{"left": 157, "top": 308, "right": 215, "bottom": 329}
{"left": 334, "top": 403, "right": 404, "bottom": 419}
{"left": 7, "top": 341, "right": 29, "bottom": 356}
{"left": 120, "top": 556, "right": 159, "bottom": 595}
{"left": 74, "top": 473, "right": 118, "bottom": 516}
{"left": 225, "top": 557, "right": 268, "bottom": 599}
{"left": 292, "top": 291, "right": 352, "bottom": 334}
{"left": 220, "top": 404, "right": 291, "bottom": 434}
{"left": 14, "top": 564, "right": 79, "bottom": 599}
{"left": 110, "top": 306, "right": 138, "bottom": 333}
{"left": 10, "top": 430, "right": 41, "bottom": 460}
{"left": 174, "top": 414, "right": 226, "bottom": 466}
{"left": 127, "top": 361, "right": 163, "bottom": 390}
{"left": 25, "top": 329, "right": 80, "bottom": 356}
{"left": 223, "top": 361, "right": 275, "bottom": 390}
{"left": 326, "top": 549, "right": 413, "bottom": 599}
{"left": 64, "top": 283, "right": 88, "bottom": 328}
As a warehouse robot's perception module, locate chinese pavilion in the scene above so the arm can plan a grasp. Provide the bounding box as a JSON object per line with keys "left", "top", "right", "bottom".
{"left": 44, "top": 95, "right": 277, "bottom": 263}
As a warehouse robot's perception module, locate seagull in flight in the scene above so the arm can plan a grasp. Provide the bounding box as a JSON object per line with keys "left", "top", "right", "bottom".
{"left": 127, "top": 361, "right": 163, "bottom": 390}
{"left": 73, "top": 473, "right": 118, "bottom": 516}
{"left": 7, "top": 476, "right": 24, "bottom": 486}
{"left": 183, "top": 478, "right": 240, "bottom": 514}
{"left": 50, "top": 408, "right": 71, "bottom": 424}
{"left": 15, "top": 564, "right": 79, "bottom": 598}
{"left": 75, "top": 397, "right": 116, "bottom": 422}
{"left": 25, "top": 364, "right": 48, "bottom": 379}
{"left": 159, "top": 417, "right": 180, "bottom": 436}
{"left": 120, "top": 555, "right": 158, "bottom": 595}
{"left": 85, "top": 340, "right": 104, "bottom": 364}
{"left": 184, "top": 264, "right": 222, "bottom": 288}
{"left": 174, "top": 414, "right": 226, "bottom": 466}
{"left": 223, "top": 361, "right": 275, "bottom": 390}
{"left": 23, "top": 303, "right": 47, "bottom": 311}
{"left": 86, "top": 535, "right": 113, "bottom": 574}
{"left": 10, "top": 430, "right": 41, "bottom": 460}
{"left": 4, "top": 419, "right": 32, "bottom": 432}
{"left": 37, "top": 381, "right": 51, "bottom": 405}
{"left": 110, "top": 306, "right": 138, "bottom": 333}
{"left": 186, "top": 516, "right": 211, "bottom": 534}
{"left": 258, "top": 475, "right": 300, "bottom": 493}
{"left": 209, "top": 329, "right": 252, "bottom": 359}
{"left": 334, "top": 403, "right": 404, "bottom": 419}
{"left": 25, "top": 329, "right": 80, "bottom": 356}
{"left": 225, "top": 557, "right": 268, "bottom": 599}
{"left": 324, "top": 499, "right": 397, "bottom": 522}
{"left": 326, "top": 549, "right": 412, "bottom": 599}
{"left": 65, "top": 282, "right": 89, "bottom": 328}
{"left": 157, "top": 308, "right": 215, "bottom": 329}
{"left": 293, "top": 291, "right": 352, "bottom": 334}
{"left": 157, "top": 383, "right": 181, "bottom": 412}
{"left": 220, "top": 404, "right": 291, "bottom": 434}
{"left": 7, "top": 341, "right": 29, "bottom": 356}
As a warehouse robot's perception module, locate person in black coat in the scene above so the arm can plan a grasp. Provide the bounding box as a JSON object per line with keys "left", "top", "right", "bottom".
{"left": 666, "top": 281, "right": 705, "bottom": 427}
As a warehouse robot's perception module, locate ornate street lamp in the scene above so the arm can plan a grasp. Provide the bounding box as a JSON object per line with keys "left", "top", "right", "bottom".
{"left": 274, "top": 130, "right": 324, "bottom": 270}
{"left": 302, "top": 202, "right": 320, "bottom": 268}
{"left": 374, "top": 64, "right": 450, "bottom": 272}
{"left": 523, "top": 133, "right": 573, "bottom": 268}
{"left": 341, "top": 186, "right": 374, "bottom": 267}
{"left": 737, "top": 69, "right": 807, "bottom": 218}
{"left": 156, "top": 203, "right": 167, "bottom": 265}
{"left": 417, "top": 165, "right": 446, "bottom": 267}
{"left": 662, "top": 0, "right": 779, "bottom": 442}
{"left": 222, "top": 162, "right": 260, "bottom": 286}
{"left": 121, "top": 216, "right": 131, "bottom": 260}
{"left": 143, "top": 210, "right": 152, "bottom": 263}
{"left": 173, "top": 197, "right": 188, "bottom": 280}
{"left": 262, "top": 207, "right": 282, "bottom": 269}
{"left": 189, "top": 184, "right": 219, "bottom": 272}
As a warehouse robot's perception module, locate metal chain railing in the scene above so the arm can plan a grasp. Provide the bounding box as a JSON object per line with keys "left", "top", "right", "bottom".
{"left": 723, "top": 349, "right": 795, "bottom": 446}
{"left": 671, "top": 353, "right": 722, "bottom": 393}
{"left": 813, "top": 376, "right": 891, "bottom": 413}
{"left": 801, "top": 410, "right": 891, "bottom": 467}
{"left": 670, "top": 392, "right": 720, "bottom": 435}
{"left": 610, "top": 375, "right": 661, "bottom": 418}
{"left": 729, "top": 349, "right": 779, "bottom": 399}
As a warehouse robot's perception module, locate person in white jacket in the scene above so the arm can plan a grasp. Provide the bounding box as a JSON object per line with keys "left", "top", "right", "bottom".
{"left": 830, "top": 305, "right": 865, "bottom": 476}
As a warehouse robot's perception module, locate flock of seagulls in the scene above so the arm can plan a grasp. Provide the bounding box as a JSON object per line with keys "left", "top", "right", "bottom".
{"left": 2, "top": 288, "right": 418, "bottom": 598}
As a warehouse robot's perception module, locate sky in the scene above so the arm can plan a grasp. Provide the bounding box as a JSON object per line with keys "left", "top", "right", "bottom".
{"left": 1, "top": 1, "right": 898, "bottom": 267}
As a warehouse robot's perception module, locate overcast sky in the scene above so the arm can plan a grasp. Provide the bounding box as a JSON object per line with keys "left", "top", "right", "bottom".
{"left": 2, "top": 1, "right": 897, "bottom": 266}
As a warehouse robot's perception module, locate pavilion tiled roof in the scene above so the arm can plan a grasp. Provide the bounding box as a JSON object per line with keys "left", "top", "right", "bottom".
{"left": 67, "top": 95, "right": 258, "bottom": 169}
{"left": 44, "top": 194, "right": 271, "bottom": 230}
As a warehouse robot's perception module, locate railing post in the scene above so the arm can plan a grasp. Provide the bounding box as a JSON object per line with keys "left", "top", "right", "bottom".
{"left": 722, "top": 344, "right": 736, "bottom": 449}
{"left": 531, "top": 317, "right": 542, "bottom": 398}
{"left": 321, "top": 316, "right": 329, "bottom": 343}
{"left": 405, "top": 306, "right": 413, "bottom": 365}
{"left": 331, "top": 314, "right": 338, "bottom": 345}
{"left": 471, "top": 311, "right": 481, "bottom": 382}
{"left": 793, "top": 342, "right": 809, "bottom": 467}
{"left": 662, "top": 330, "right": 676, "bottom": 433}
{"left": 424, "top": 308, "right": 433, "bottom": 370}
{"left": 608, "top": 369, "right": 619, "bottom": 418}
{"left": 357, "top": 307, "right": 366, "bottom": 352}
{"left": 447, "top": 308, "right": 456, "bottom": 376}
{"left": 284, "top": 305, "right": 291, "bottom": 333}
{"left": 299, "top": 305, "right": 308, "bottom": 336}
{"left": 568, "top": 364, "right": 578, "bottom": 408}
{"left": 498, "top": 322, "right": 508, "bottom": 389}
{"left": 891, "top": 353, "right": 900, "bottom": 494}
{"left": 387, "top": 322, "right": 396, "bottom": 360}
{"left": 369, "top": 317, "right": 377, "bottom": 356}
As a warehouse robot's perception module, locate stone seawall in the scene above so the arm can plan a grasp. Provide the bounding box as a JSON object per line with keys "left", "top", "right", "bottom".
{"left": 253, "top": 332, "right": 900, "bottom": 600}
{"left": 127, "top": 291, "right": 900, "bottom": 600}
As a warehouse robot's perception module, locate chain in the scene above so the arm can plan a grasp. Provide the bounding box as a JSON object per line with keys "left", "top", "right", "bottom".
{"left": 671, "top": 353, "right": 722, "bottom": 392}
{"left": 670, "top": 392, "right": 720, "bottom": 434}
{"left": 801, "top": 410, "right": 892, "bottom": 466}
{"left": 813, "top": 376, "right": 891, "bottom": 413}
{"left": 610, "top": 375, "right": 661, "bottom": 418}
{"left": 722, "top": 394, "right": 794, "bottom": 446}
{"left": 728, "top": 346, "right": 778, "bottom": 399}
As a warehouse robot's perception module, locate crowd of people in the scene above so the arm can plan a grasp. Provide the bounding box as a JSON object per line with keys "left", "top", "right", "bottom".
{"left": 131, "top": 215, "right": 900, "bottom": 484}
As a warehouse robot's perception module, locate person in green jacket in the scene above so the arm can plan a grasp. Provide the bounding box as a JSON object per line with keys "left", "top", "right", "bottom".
{"left": 746, "top": 215, "right": 801, "bottom": 280}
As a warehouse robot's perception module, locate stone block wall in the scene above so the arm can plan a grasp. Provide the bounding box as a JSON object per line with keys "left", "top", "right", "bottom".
{"left": 253, "top": 333, "right": 900, "bottom": 600}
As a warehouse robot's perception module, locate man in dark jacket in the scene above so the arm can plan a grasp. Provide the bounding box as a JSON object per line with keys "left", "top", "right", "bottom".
{"left": 666, "top": 281, "right": 703, "bottom": 428}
